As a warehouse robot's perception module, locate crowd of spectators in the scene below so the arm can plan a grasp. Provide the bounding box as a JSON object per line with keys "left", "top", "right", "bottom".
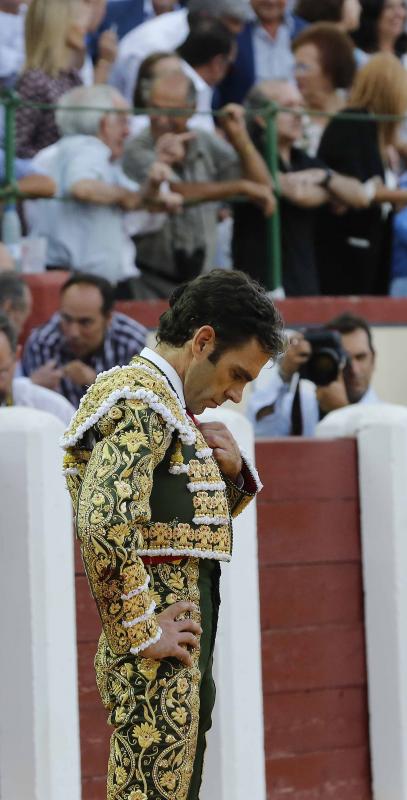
{"left": 1, "top": 0, "right": 407, "bottom": 426}
{"left": 3, "top": 0, "right": 407, "bottom": 299}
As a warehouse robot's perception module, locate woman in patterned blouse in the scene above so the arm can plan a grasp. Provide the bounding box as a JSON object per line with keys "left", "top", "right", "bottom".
{"left": 15, "top": 0, "right": 89, "bottom": 158}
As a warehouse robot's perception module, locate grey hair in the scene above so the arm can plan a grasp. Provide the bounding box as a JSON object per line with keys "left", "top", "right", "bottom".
{"left": 187, "top": 0, "right": 251, "bottom": 21}
{"left": 145, "top": 71, "right": 197, "bottom": 107}
{"left": 0, "top": 311, "right": 17, "bottom": 353}
{"left": 56, "top": 85, "right": 124, "bottom": 137}
{"left": 0, "top": 271, "right": 28, "bottom": 311}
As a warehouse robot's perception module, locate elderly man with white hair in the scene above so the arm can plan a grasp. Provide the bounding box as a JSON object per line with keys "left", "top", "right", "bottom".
{"left": 26, "top": 84, "right": 181, "bottom": 294}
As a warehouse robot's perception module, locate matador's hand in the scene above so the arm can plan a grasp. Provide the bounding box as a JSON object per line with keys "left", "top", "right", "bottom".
{"left": 199, "top": 421, "right": 242, "bottom": 482}
{"left": 142, "top": 601, "right": 202, "bottom": 667}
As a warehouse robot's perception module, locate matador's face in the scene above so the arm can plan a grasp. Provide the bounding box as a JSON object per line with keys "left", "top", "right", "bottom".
{"left": 184, "top": 334, "right": 270, "bottom": 415}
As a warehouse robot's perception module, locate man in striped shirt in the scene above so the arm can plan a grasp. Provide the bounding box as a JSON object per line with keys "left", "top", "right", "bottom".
{"left": 21, "top": 273, "right": 147, "bottom": 408}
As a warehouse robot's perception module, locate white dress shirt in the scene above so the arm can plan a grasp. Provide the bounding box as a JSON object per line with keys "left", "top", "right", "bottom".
{"left": 10, "top": 378, "right": 75, "bottom": 425}
{"left": 140, "top": 346, "right": 186, "bottom": 408}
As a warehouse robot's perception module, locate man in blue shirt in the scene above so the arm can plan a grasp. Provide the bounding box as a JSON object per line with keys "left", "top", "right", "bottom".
{"left": 92, "top": 0, "right": 180, "bottom": 45}
{"left": 214, "top": 0, "right": 306, "bottom": 106}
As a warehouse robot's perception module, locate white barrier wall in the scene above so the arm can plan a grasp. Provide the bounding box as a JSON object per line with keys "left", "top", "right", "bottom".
{"left": 198, "top": 409, "right": 266, "bottom": 800}
{"left": 317, "top": 404, "right": 407, "bottom": 800}
{"left": 0, "top": 409, "right": 81, "bottom": 800}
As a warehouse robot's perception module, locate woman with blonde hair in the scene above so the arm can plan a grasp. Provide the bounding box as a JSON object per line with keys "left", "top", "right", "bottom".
{"left": 315, "top": 52, "right": 407, "bottom": 294}
{"left": 15, "top": 0, "right": 89, "bottom": 158}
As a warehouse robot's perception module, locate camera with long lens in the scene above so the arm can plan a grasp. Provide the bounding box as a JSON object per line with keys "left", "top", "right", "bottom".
{"left": 299, "top": 328, "right": 348, "bottom": 387}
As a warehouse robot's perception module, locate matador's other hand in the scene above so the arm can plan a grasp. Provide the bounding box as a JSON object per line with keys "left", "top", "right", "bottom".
{"left": 199, "top": 421, "right": 242, "bottom": 482}
{"left": 142, "top": 601, "right": 202, "bottom": 667}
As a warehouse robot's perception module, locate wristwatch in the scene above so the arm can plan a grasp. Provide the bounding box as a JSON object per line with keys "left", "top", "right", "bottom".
{"left": 320, "top": 168, "right": 335, "bottom": 189}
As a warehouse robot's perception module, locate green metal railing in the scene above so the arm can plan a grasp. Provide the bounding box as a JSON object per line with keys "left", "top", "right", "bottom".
{"left": 1, "top": 89, "right": 406, "bottom": 292}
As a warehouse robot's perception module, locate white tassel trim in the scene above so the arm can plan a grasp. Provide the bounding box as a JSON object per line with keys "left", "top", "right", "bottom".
{"left": 61, "top": 386, "right": 195, "bottom": 449}
{"left": 136, "top": 547, "right": 231, "bottom": 561}
{"left": 122, "top": 601, "right": 156, "bottom": 628}
{"left": 187, "top": 481, "right": 226, "bottom": 493}
{"left": 169, "top": 464, "right": 190, "bottom": 475}
{"left": 121, "top": 576, "right": 150, "bottom": 601}
{"left": 63, "top": 467, "right": 79, "bottom": 476}
{"left": 192, "top": 515, "right": 230, "bottom": 526}
{"left": 130, "top": 626, "right": 162, "bottom": 655}
{"left": 195, "top": 448, "right": 213, "bottom": 459}
{"left": 239, "top": 447, "right": 263, "bottom": 492}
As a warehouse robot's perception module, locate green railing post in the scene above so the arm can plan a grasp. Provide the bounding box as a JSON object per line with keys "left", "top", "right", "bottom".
{"left": 2, "top": 89, "right": 18, "bottom": 190}
{"left": 265, "top": 102, "right": 283, "bottom": 294}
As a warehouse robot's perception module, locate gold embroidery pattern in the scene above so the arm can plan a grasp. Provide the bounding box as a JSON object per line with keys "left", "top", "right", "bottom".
{"left": 74, "top": 401, "right": 171, "bottom": 654}
{"left": 187, "top": 458, "right": 223, "bottom": 485}
{"left": 62, "top": 359, "right": 194, "bottom": 450}
{"left": 192, "top": 491, "right": 230, "bottom": 519}
{"left": 139, "top": 522, "right": 231, "bottom": 558}
{"left": 63, "top": 449, "right": 91, "bottom": 507}
{"left": 100, "top": 559, "right": 201, "bottom": 800}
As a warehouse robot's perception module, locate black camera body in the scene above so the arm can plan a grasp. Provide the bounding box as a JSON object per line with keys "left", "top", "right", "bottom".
{"left": 299, "top": 329, "right": 348, "bottom": 387}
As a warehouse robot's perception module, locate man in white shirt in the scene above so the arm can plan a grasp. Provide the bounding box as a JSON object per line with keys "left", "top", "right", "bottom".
{"left": 110, "top": 0, "right": 251, "bottom": 102}
{"left": 0, "top": 312, "right": 74, "bottom": 426}
{"left": 26, "top": 84, "right": 182, "bottom": 289}
{"left": 0, "top": 0, "right": 27, "bottom": 88}
{"left": 247, "top": 312, "right": 380, "bottom": 437}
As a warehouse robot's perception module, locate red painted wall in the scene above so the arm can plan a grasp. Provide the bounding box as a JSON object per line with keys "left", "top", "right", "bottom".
{"left": 21, "top": 272, "right": 407, "bottom": 345}
{"left": 256, "top": 439, "right": 371, "bottom": 800}
{"left": 75, "top": 438, "right": 371, "bottom": 800}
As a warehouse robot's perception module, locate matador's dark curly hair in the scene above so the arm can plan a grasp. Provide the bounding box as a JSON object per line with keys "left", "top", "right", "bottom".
{"left": 157, "top": 270, "right": 284, "bottom": 363}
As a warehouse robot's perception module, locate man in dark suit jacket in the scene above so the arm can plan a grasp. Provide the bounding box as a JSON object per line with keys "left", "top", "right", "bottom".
{"left": 215, "top": 0, "right": 306, "bottom": 106}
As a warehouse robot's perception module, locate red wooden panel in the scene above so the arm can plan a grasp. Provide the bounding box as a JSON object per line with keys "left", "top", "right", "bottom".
{"left": 76, "top": 575, "right": 102, "bottom": 643}
{"left": 20, "top": 275, "right": 407, "bottom": 348}
{"left": 262, "top": 625, "right": 367, "bottom": 693}
{"left": 276, "top": 296, "right": 407, "bottom": 326}
{"left": 75, "top": 537, "right": 85, "bottom": 575}
{"left": 116, "top": 299, "right": 168, "bottom": 328}
{"left": 79, "top": 704, "right": 110, "bottom": 778}
{"left": 260, "top": 564, "right": 363, "bottom": 629}
{"left": 266, "top": 746, "right": 371, "bottom": 800}
{"left": 77, "top": 641, "right": 101, "bottom": 708}
{"left": 257, "top": 499, "right": 361, "bottom": 566}
{"left": 264, "top": 688, "right": 369, "bottom": 755}
{"left": 82, "top": 776, "right": 107, "bottom": 800}
{"left": 256, "top": 439, "right": 358, "bottom": 502}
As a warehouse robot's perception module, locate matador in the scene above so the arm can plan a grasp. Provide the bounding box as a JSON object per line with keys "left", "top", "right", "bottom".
{"left": 62, "top": 270, "right": 283, "bottom": 800}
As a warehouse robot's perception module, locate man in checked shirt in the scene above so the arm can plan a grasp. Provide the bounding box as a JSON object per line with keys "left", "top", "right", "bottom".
{"left": 21, "top": 272, "right": 147, "bottom": 407}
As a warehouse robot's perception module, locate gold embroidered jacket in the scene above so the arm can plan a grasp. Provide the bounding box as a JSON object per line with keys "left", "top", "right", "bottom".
{"left": 62, "top": 357, "right": 261, "bottom": 657}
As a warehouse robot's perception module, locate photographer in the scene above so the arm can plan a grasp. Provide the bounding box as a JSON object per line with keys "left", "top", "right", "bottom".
{"left": 247, "top": 312, "right": 379, "bottom": 437}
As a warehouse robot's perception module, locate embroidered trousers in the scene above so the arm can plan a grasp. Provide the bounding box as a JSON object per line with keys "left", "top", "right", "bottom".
{"left": 95, "top": 558, "right": 220, "bottom": 800}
